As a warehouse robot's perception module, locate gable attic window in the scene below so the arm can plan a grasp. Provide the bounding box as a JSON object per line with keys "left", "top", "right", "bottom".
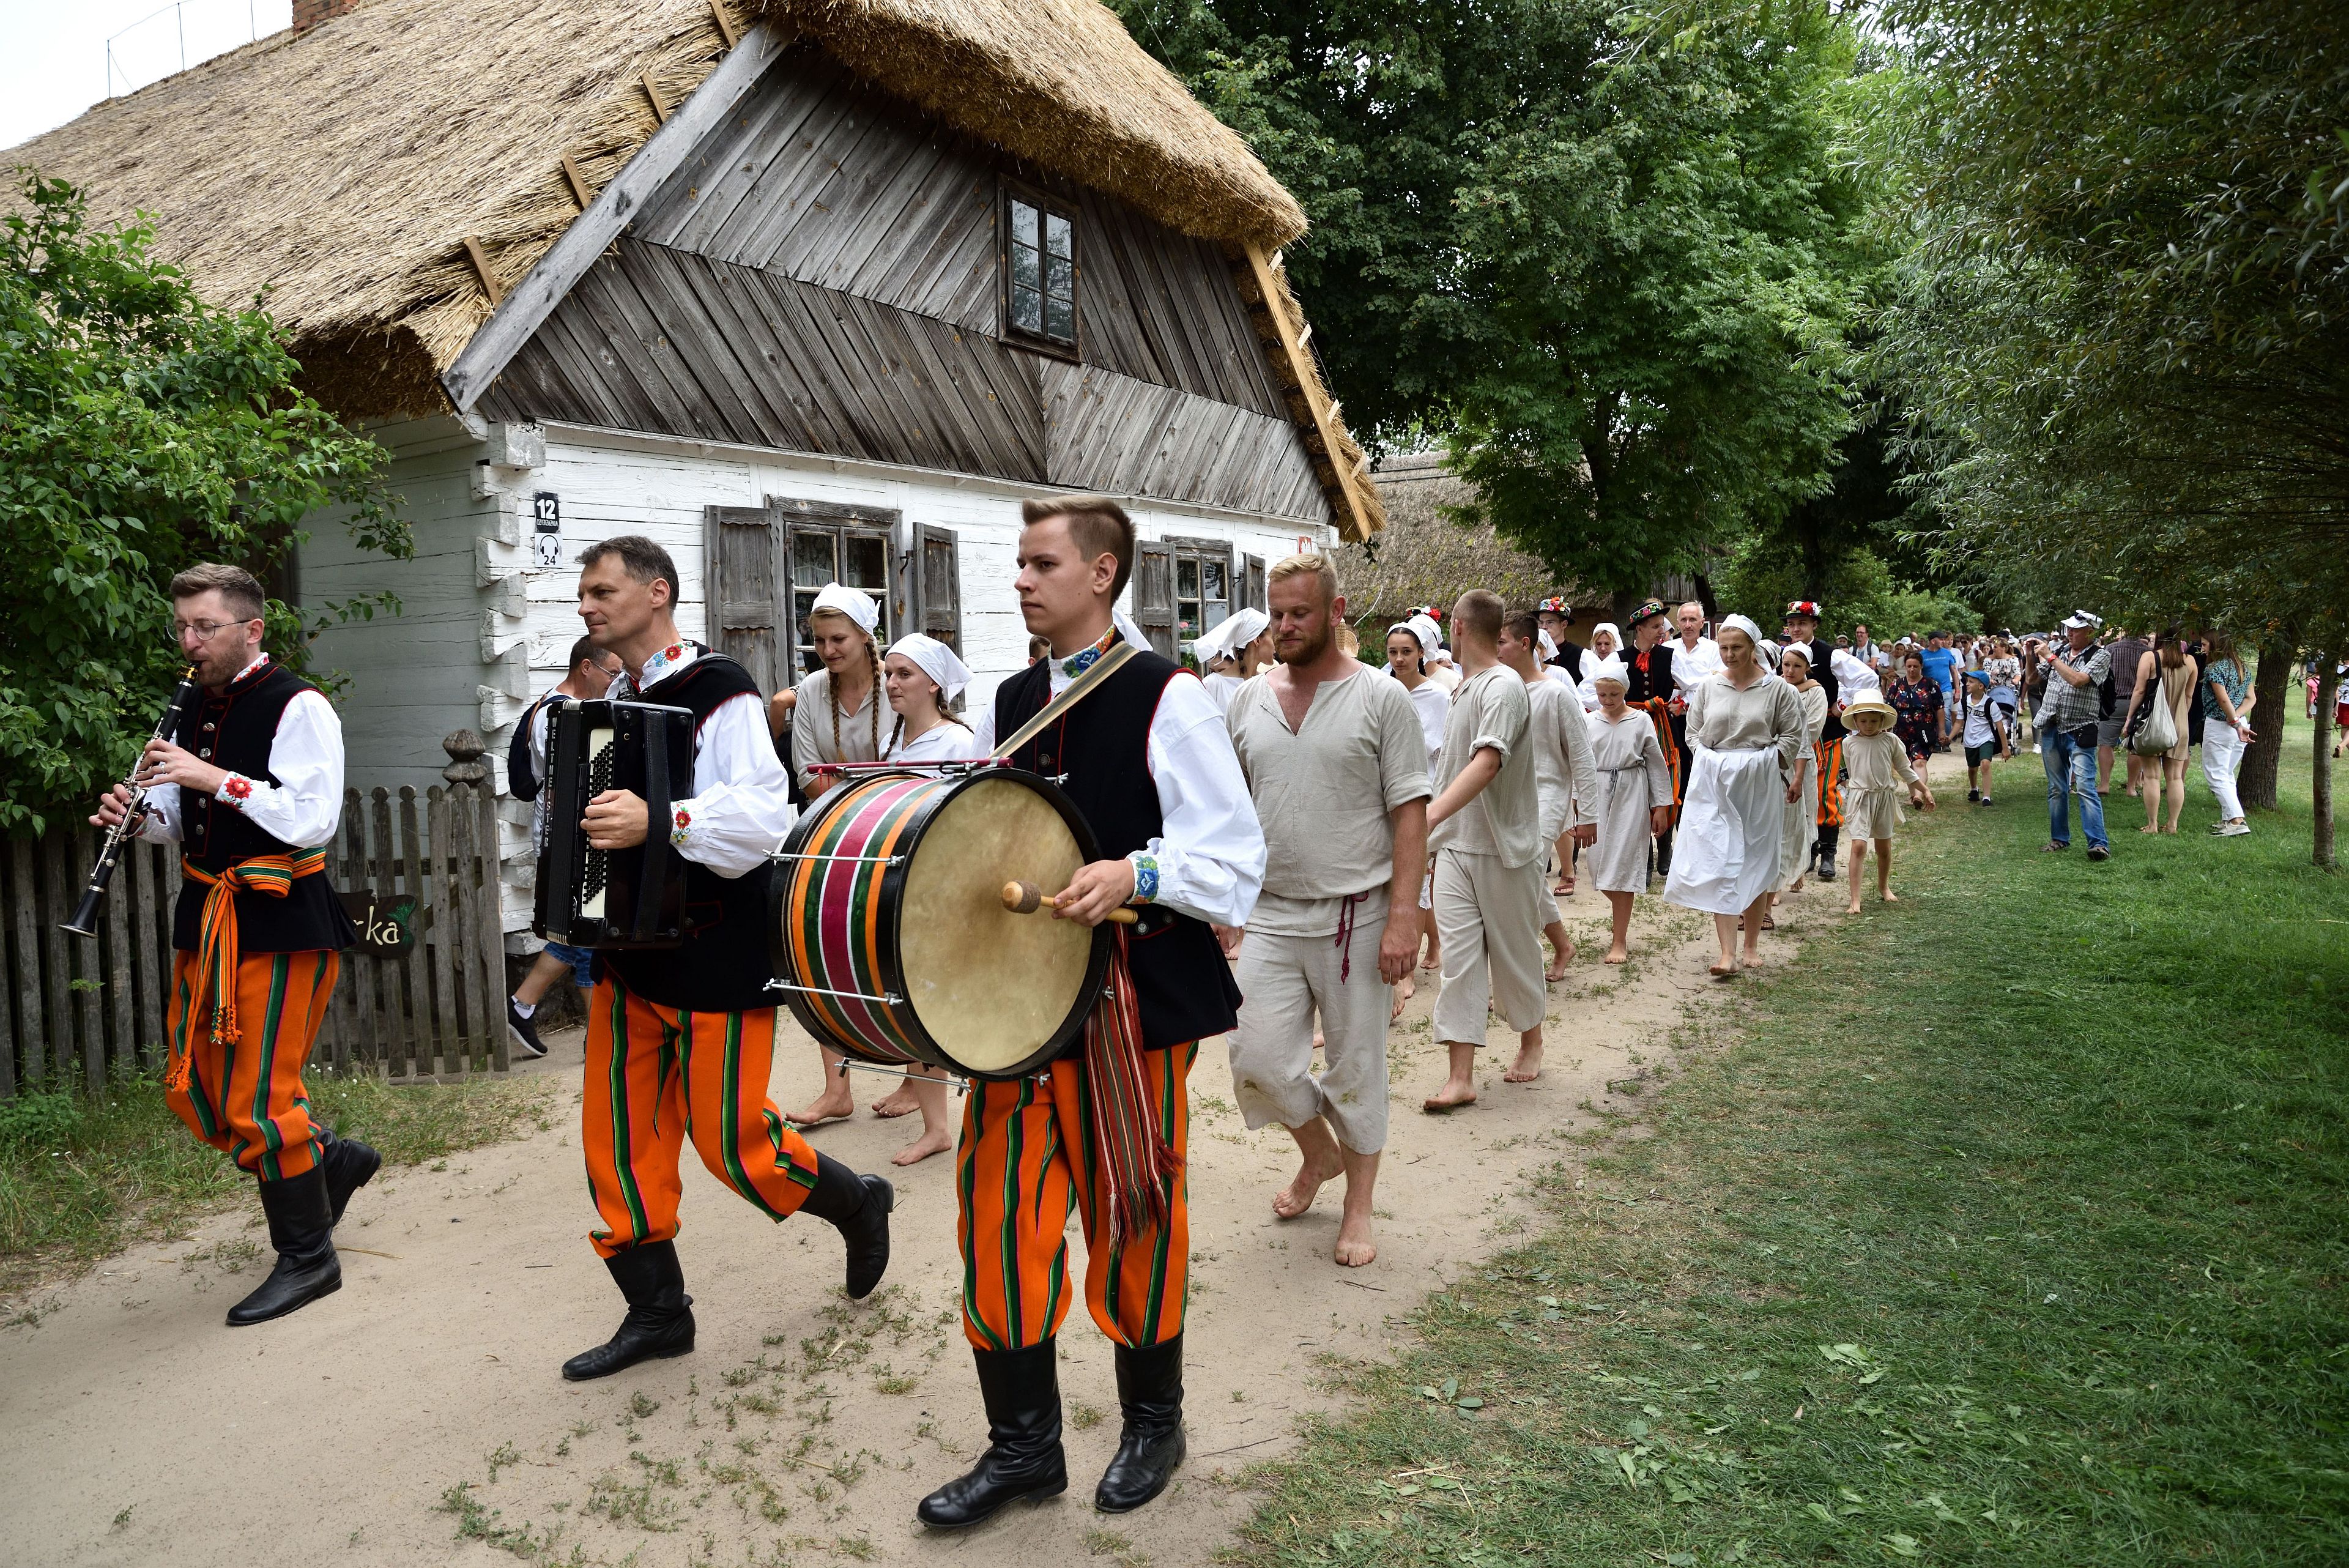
{"left": 1004, "top": 188, "right": 1078, "bottom": 349}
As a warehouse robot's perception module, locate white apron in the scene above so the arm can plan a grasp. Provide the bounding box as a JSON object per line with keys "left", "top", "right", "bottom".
{"left": 1663, "top": 745, "right": 1786, "bottom": 916}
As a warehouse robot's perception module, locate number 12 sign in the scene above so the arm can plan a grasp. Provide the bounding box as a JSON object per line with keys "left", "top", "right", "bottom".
{"left": 532, "top": 492, "right": 562, "bottom": 568}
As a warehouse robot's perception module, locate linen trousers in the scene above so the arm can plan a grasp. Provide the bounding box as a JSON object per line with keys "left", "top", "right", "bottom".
{"left": 1431, "top": 849, "right": 1549, "bottom": 1043}
{"left": 1227, "top": 909, "right": 1393, "bottom": 1154}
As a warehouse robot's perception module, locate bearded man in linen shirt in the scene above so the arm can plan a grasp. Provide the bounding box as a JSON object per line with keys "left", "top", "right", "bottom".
{"left": 1222, "top": 555, "right": 1429, "bottom": 1268}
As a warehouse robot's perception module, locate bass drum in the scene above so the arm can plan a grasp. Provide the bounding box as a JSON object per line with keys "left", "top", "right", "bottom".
{"left": 769, "top": 767, "right": 1110, "bottom": 1080}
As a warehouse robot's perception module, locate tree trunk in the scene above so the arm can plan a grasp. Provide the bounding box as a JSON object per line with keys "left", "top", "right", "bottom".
{"left": 2315, "top": 656, "right": 2338, "bottom": 872}
{"left": 2240, "top": 635, "right": 2293, "bottom": 810}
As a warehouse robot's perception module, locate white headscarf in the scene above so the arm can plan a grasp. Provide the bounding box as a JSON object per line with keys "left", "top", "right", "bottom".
{"left": 888, "top": 633, "right": 971, "bottom": 704}
{"left": 1718, "top": 613, "right": 1763, "bottom": 650}
{"left": 1587, "top": 621, "right": 1624, "bottom": 660}
{"left": 1390, "top": 614, "right": 1443, "bottom": 660}
{"left": 1537, "top": 628, "right": 1559, "bottom": 660}
{"left": 1113, "top": 609, "right": 1154, "bottom": 653}
{"left": 1191, "top": 607, "right": 1269, "bottom": 664}
{"left": 1756, "top": 637, "right": 1781, "bottom": 671}
{"left": 1586, "top": 656, "right": 1629, "bottom": 690}
{"left": 809, "top": 582, "right": 879, "bottom": 634}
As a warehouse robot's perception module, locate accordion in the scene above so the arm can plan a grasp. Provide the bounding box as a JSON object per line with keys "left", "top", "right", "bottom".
{"left": 533, "top": 699, "right": 696, "bottom": 948}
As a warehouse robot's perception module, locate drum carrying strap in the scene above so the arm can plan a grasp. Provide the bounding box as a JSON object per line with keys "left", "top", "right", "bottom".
{"left": 989, "top": 641, "right": 1140, "bottom": 759}
{"left": 1085, "top": 927, "right": 1182, "bottom": 1247}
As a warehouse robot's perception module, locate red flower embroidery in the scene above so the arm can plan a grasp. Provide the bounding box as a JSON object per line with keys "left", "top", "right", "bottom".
{"left": 221, "top": 775, "right": 251, "bottom": 803}
{"left": 673, "top": 808, "right": 691, "bottom": 830}
{"left": 664, "top": 644, "right": 683, "bottom": 661}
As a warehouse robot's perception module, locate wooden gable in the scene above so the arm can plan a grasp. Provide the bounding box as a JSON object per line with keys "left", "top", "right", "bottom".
{"left": 464, "top": 42, "right": 1329, "bottom": 525}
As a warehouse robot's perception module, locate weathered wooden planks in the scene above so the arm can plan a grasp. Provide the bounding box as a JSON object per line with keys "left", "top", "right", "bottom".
{"left": 1035, "top": 358, "right": 1326, "bottom": 521}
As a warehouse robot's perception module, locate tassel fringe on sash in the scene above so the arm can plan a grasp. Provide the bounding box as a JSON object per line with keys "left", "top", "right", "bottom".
{"left": 1082, "top": 927, "right": 1182, "bottom": 1247}
{"left": 171, "top": 847, "right": 328, "bottom": 1089}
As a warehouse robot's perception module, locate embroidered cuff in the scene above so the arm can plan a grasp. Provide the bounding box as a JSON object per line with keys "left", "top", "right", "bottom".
{"left": 217, "top": 773, "right": 256, "bottom": 808}
{"left": 1127, "top": 852, "right": 1159, "bottom": 905}
{"left": 669, "top": 806, "right": 694, "bottom": 850}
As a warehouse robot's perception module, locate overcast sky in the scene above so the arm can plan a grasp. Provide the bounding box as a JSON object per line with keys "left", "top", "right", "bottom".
{"left": 1, "top": 0, "right": 292, "bottom": 153}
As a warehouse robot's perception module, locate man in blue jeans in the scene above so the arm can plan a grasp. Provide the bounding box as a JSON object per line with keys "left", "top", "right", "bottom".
{"left": 2027, "top": 612, "right": 2113, "bottom": 861}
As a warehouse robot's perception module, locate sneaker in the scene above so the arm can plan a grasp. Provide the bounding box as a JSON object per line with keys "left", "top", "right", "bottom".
{"left": 2217, "top": 820, "right": 2252, "bottom": 837}
{"left": 2086, "top": 844, "right": 2111, "bottom": 862}
{"left": 1978, "top": 795, "right": 1993, "bottom": 806}
{"left": 1967, "top": 788, "right": 1980, "bottom": 803}
{"left": 507, "top": 998, "right": 547, "bottom": 1058}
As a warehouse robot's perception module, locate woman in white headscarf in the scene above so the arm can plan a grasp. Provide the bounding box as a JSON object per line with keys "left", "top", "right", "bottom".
{"left": 1576, "top": 622, "right": 1624, "bottom": 711}
{"left": 1662, "top": 615, "right": 1806, "bottom": 978}
{"left": 1192, "top": 607, "right": 1272, "bottom": 714}
{"left": 1771, "top": 642, "right": 1829, "bottom": 905}
{"left": 1386, "top": 614, "right": 1450, "bottom": 984}
{"left": 1582, "top": 657, "right": 1674, "bottom": 964}
{"left": 788, "top": 583, "right": 886, "bottom": 1129}
{"left": 882, "top": 634, "right": 978, "bottom": 766}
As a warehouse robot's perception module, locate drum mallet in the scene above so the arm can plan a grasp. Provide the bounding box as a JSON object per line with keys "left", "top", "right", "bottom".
{"left": 1001, "top": 880, "right": 1139, "bottom": 925}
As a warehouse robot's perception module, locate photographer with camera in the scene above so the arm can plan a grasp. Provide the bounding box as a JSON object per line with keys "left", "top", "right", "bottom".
{"left": 2026, "top": 612, "right": 2114, "bottom": 861}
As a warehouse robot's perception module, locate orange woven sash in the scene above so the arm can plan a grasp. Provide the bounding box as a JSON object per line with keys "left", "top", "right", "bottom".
{"left": 170, "top": 848, "right": 327, "bottom": 1088}
{"left": 1082, "top": 928, "right": 1182, "bottom": 1247}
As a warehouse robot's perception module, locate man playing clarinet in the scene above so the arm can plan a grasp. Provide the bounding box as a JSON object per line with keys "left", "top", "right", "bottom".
{"left": 921, "top": 497, "right": 1264, "bottom": 1528}
{"left": 557, "top": 536, "right": 893, "bottom": 1381}
{"left": 92, "top": 563, "right": 367, "bottom": 1327}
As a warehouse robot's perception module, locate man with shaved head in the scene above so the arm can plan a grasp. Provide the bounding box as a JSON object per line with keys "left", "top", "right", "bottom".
{"left": 1670, "top": 601, "right": 1722, "bottom": 699}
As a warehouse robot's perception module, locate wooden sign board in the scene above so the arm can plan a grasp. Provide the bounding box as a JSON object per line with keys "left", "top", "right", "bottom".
{"left": 340, "top": 890, "right": 418, "bottom": 956}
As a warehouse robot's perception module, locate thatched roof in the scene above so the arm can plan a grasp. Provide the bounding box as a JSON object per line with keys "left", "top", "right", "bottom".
{"left": 1332, "top": 452, "right": 1597, "bottom": 625}
{"left": 6, "top": 0, "right": 1312, "bottom": 420}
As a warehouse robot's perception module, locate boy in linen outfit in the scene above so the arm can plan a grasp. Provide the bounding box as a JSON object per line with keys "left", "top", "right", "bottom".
{"left": 1224, "top": 556, "right": 1430, "bottom": 1268}
{"left": 1424, "top": 590, "right": 1548, "bottom": 1110}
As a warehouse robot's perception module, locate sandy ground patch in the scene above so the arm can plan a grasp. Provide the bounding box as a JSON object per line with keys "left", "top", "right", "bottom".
{"left": 0, "top": 880, "right": 1839, "bottom": 1568}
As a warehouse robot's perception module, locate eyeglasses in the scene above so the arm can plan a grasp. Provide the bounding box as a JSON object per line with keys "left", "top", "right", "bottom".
{"left": 172, "top": 618, "right": 258, "bottom": 642}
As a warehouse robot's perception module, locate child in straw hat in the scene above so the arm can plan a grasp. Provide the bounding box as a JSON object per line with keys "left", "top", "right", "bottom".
{"left": 1839, "top": 694, "right": 1934, "bottom": 913}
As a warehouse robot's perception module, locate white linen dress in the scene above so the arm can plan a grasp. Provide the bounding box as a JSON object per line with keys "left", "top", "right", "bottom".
{"left": 1663, "top": 673, "right": 1806, "bottom": 916}
{"left": 1586, "top": 706, "right": 1672, "bottom": 893}
{"left": 1777, "top": 683, "right": 1828, "bottom": 890}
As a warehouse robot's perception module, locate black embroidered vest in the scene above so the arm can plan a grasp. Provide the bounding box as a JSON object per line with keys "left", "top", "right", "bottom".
{"left": 993, "top": 650, "right": 1242, "bottom": 1054}
{"left": 604, "top": 651, "right": 778, "bottom": 1014}
{"left": 171, "top": 661, "right": 357, "bottom": 953}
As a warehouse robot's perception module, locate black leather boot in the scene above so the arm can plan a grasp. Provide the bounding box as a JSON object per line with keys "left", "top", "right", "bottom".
{"left": 561, "top": 1241, "right": 696, "bottom": 1381}
{"left": 226, "top": 1167, "right": 341, "bottom": 1326}
{"left": 1654, "top": 824, "right": 1675, "bottom": 882}
{"left": 1095, "top": 1334, "right": 1186, "bottom": 1513}
{"left": 1816, "top": 825, "right": 1839, "bottom": 880}
{"left": 915, "top": 1340, "right": 1067, "bottom": 1528}
{"left": 315, "top": 1128, "right": 380, "bottom": 1227}
{"left": 800, "top": 1152, "right": 893, "bottom": 1299}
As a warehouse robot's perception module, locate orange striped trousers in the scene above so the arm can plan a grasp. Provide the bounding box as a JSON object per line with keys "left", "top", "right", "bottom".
{"left": 1816, "top": 737, "right": 1845, "bottom": 827}
{"left": 165, "top": 949, "right": 340, "bottom": 1181}
{"left": 956, "top": 1042, "right": 1194, "bottom": 1352}
{"left": 582, "top": 974, "right": 820, "bottom": 1259}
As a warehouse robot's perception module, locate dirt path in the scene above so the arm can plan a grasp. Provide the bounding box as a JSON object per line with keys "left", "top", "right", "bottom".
{"left": 0, "top": 883, "right": 1836, "bottom": 1568}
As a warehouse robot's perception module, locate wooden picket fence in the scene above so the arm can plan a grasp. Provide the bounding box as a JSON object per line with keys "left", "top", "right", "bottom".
{"left": 0, "top": 782, "right": 509, "bottom": 1099}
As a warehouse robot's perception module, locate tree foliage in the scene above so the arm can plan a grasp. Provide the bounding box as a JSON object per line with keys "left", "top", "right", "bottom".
{"left": 1866, "top": 0, "right": 2349, "bottom": 641}
{"left": 1113, "top": 0, "right": 1875, "bottom": 592}
{"left": 0, "top": 174, "right": 406, "bottom": 831}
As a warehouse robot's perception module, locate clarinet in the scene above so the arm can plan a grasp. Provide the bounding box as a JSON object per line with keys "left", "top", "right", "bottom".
{"left": 62, "top": 667, "right": 200, "bottom": 939}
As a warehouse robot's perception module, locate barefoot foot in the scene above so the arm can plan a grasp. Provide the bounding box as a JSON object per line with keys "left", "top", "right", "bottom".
{"left": 1334, "top": 1212, "right": 1377, "bottom": 1268}
{"left": 1882, "top": 890, "right": 1901, "bottom": 903}
{"left": 789, "top": 1091, "right": 855, "bottom": 1129}
{"left": 1390, "top": 976, "right": 1415, "bottom": 1022}
{"left": 1273, "top": 1154, "right": 1343, "bottom": 1218}
{"left": 890, "top": 1126, "right": 952, "bottom": 1165}
{"left": 1503, "top": 1047, "right": 1543, "bottom": 1083}
{"left": 1422, "top": 1083, "right": 1478, "bottom": 1113}
{"left": 869, "top": 1086, "right": 919, "bottom": 1119}
{"left": 1846, "top": 899, "right": 1862, "bottom": 915}
{"left": 1603, "top": 944, "right": 1628, "bottom": 965}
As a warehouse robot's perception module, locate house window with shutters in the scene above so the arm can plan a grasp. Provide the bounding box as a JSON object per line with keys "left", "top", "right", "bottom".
{"left": 704, "top": 500, "right": 901, "bottom": 694}
{"left": 1003, "top": 186, "right": 1078, "bottom": 351}
{"left": 1166, "top": 535, "right": 1233, "bottom": 665}
{"left": 911, "top": 522, "right": 963, "bottom": 708}
{"left": 1244, "top": 554, "right": 1267, "bottom": 614}
{"left": 1131, "top": 539, "right": 1176, "bottom": 660}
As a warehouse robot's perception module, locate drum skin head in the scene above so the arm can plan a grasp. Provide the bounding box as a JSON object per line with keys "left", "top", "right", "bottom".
{"left": 897, "top": 775, "right": 1091, "bottom": 1072}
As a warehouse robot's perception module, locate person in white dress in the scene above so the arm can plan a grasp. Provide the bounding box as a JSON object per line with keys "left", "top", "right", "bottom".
{"left": 862, "top": 633, "right": 984, "bottom": 1165}
{"left": 1662, "top": 615, "right": 1806, "bottom": 978}
{"left": 1837, "top": 694, "right": 1935, "bottom": 912}
{"left": 787, "top": 583, "right": 891, "bottom": 1129}
{"left": 1576, "top": 622, "right": 1624, "bottom": 711}
{"left": 1193, "top": 608, "right": 1271, "bottom": 714}
{"left": 1580, "top": 658, "right": 1674, "bottom": 964}
{"left": 1772, "top": 644, "right": 1830, "bottom": 904}
{"left": 1386, "top": 615, "right": 1450, "bottom": 990}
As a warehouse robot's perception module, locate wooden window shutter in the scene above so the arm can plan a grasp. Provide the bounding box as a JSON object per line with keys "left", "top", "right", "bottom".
{"left": 1245, "top": 554, "right": 1267, "bottom": 613}
{"left": 1133, "top": 540, "right": 1176, "bottom": 658}
{"left": 913, "top": 523, "right": 963, "bottom": 709}
{"left": 704, "top": 505, "right": 781, "bottom": 695}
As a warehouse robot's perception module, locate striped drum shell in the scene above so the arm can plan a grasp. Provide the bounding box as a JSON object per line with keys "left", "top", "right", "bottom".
{"left": 768, "top": 767, "right": 1109, "bottom": 1080}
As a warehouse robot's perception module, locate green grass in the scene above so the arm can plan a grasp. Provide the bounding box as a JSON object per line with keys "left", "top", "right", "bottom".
{"left": 0, "top": 1065, "right": 560, "bottom": 1292}
{"left": 1235, "top": 718, "right": 2348, "bottom": 1566}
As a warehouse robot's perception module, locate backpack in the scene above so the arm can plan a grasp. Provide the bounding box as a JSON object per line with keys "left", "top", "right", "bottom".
{"left": 2096, "top": 663, "right": 2117, "bottom": 720}
{"left": 507, "top": 694, "right": 549, "bottom": 802}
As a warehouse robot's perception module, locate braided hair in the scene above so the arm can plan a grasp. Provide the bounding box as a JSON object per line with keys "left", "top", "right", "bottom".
{"left": 828, "top": 630, "right": 881, "bottom": 763}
